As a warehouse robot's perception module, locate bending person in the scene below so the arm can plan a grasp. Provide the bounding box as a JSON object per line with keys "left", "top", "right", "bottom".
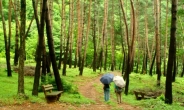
{"left": 114, "top": 84, "right": 123, "bottom": 103}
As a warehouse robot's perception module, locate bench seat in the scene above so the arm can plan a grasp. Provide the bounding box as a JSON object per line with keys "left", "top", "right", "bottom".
{"left": 42, "top": 84, "right": 63, "bottom": 102}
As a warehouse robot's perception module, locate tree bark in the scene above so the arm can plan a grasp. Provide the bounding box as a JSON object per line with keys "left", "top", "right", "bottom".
{"left": 92, "top": 0, "right": 97, "bottom": 72}
{"left": 120, "top": 0, "right": 135, "bottom": 95}
{"left": 149, "top": 50, "right": 156, "bottom": 76}
{"left": 155, "top": 0, "right": 161, "bottom": 86}
{"left": 17, "top": 0, "right": 26, "bottom": 95}
{"left": 68, "top": 0, "right": 74, "bottom": 68}
{"left": 163, "top": 0, "right": 169, "bottom": 76}
{"left": 100, "top": 0, "right": 108, "bottom": 71}
{"left": 165, "top": 0, "right": 177, "bottom": 104}
{"left": 0, "top": 0, "right": 12, "bottom": 77}
{"left": 119, "top": 0, "right": 129, "bottom": 78}
{"left": 62, "top": 0, "right": 69, "bottom": 76}
{"left": 7, "top": 0, "right": 12, "bottom": 76}
{"left": 32, "top": 0, "right": 45, "bottom": 96}
{"left": 110, "top": 0, "right": 115, "bottom": 71}
{"left": 178, "top": 17, "right": 184, "bottom": 77}
{"left": 125, "top": 0, "right": 136, "bottom": 95}
{"left": 80, "top": 0, "right": 92, "bottom": 75}
{"left": 79, "top": 0, "right": 86, "bottom": 75}
{"left": 58, "top": 0, "right": 65, "bottom": 69}
{"left": 181, "top": 56, "right": 184, "bottom": 77}
{"left": 45, "top": 1, "right": 63, "bottom": 91}
{"left": 13, "top": 0, "right": 20, "bottom": 66}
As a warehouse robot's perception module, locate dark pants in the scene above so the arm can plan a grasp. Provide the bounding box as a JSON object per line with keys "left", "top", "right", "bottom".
{"left": 104, "top": 88, "right": 110, "bottom": 101}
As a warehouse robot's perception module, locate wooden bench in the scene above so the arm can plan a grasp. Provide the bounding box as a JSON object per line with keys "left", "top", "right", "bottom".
{"left": 42, "top": 84, "right": 63, "bottom": 102}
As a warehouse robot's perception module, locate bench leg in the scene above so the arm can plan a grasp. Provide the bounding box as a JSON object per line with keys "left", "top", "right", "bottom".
{"left": 57, "top": 94, "right": 61, "bottom": 101}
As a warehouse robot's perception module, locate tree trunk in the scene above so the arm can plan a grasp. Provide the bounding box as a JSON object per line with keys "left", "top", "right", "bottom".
{"left": 74, "top": 52, "right": 77, "bottom": 68}
{"left": 149, "top": 50, "right": 156, "bottom": 76}
{"left": 165, "top": 0, "right": 177, "bottom": 104}
{"left": 79, "top": 0, "right": 86, "bottom": 75}
{"left": 76, "top": 0, "right": 83, "bottom": 73}
{"left": 32, "top": 0, "right": 45, "bottom": 96}
{"left": 179, "top": 17, "right": 184, "bottom": 77}
{"left": 155, "top": 0, "right": 161, "bottom": 86}
{"left": 0, "top": 0, "right": 12, "bottom": 77}
{"left": 141, "top": 53, "right": 147, "bottom": 74}
{"left": 110, "top": 0, "right": 115, "bottom": 71}
{"left": 58, "top": 0, "right": 65, "bottom": 69}
{"left": 68, "top": 0, "right": 74, "bottom": 68}
{"left": 17, "top": 0, "right": 26, "bottom": 95}
{"left": 120, "top": 0, "right": 136, "bottom": 95}
{"left": 181, "top": 56, "right": 184, "bottom": 77}
{"left": 125, "top": 0, "right": 136, "bottom": 95}
{"left": 80, "top": 0, "right": 92, "bottom": 75}
{"left": 119, "top": 7, "right": 126, "bottom": 74}
{"left": 104, "top": 44, "right": 108, "bottom": 70}
{"left": 144, "top": 0, "right": 151, "bottom": 74}
{"left": 7, "top": 0, "right": 12, "bottom": 76}
{"left": 92, "top": 0, "right": 97, "bottom": 72}
{"left": 100, "top": 0, "right": 108, "bottom": 71}
{"left": 45, "top": 1, "right": 63, "bottom": 91}
{"left": 172, "top": 55, "right": 176, "bottom": 82}
{"left": 120, "top": 0, "right": 129, "bottom": 77}
{"left": 48, "top": 0, "right": 53, "bottom": 27}
{"left": 13, "top": 0, "right": 20, "bottom": 66}
{"left": 163, "top": 0, "right": 169, "bottom": 76}
{"left": 41, "top": 38, "right": 48, "bottom": 82}
{"left": 63, "top": 32, "right": 69, "bottom": 76}
{"left": 62, "top": 0, "right": 70, "bottom": 76}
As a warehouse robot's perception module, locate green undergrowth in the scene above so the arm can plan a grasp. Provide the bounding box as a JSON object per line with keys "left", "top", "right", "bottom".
{"left": 95, "top": 73, "right": 184, "bottom": 110}
{"left": 1, "top": 61, "right": 184, "bottom": 110}
{"left": 0, "top": 66, "right": 99, "bottom": 106}
{"left": 122, "top": 74, "right": 184, "bottom": 110}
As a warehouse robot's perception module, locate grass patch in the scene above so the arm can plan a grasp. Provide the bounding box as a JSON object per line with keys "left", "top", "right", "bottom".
{"left": 123, "top": 73, "right": 184, "bottom": 109}
{"left": 0, "top": 65, "right": 100, "bottom": 106}
{"left": 1, "top": 59, "right": 184, "bottom": 109}
{"left": 95, "top": 72, "right": 184, "bottom": 109}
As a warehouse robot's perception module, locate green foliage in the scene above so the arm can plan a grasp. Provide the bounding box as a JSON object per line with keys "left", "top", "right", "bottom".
{"left": 26, "top": 36, "right": 37, "bottom": 60}
{"left": 95, "top": 72, "right": 184, "bottom": 109}
{"left": 140, "top": 99, "right": 184, "bottom": 110}
{"left": 62, "top": 79, "right": 78, "bottom": 94}
{"left": 0, "top": 64, "right": 99, "bottom": 106}
{"left": 126, "top": 73, "right": 184, "bottom": 110}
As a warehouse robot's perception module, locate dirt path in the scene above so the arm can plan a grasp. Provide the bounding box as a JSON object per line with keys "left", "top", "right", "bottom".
{"left": 0, "top": 71, "right": 141, "bottom": 110}
{"left": 77, "top": 71, "right": 141, "bottom": 110}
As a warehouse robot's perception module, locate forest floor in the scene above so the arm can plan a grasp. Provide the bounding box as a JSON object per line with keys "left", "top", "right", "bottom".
{"left": 0, "top": 71, "right": 141, "bottom": 110}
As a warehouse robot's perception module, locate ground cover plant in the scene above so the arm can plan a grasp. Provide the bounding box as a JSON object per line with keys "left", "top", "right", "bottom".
{"left": 0, "top": 60, "right": 184, "bottom": 109}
